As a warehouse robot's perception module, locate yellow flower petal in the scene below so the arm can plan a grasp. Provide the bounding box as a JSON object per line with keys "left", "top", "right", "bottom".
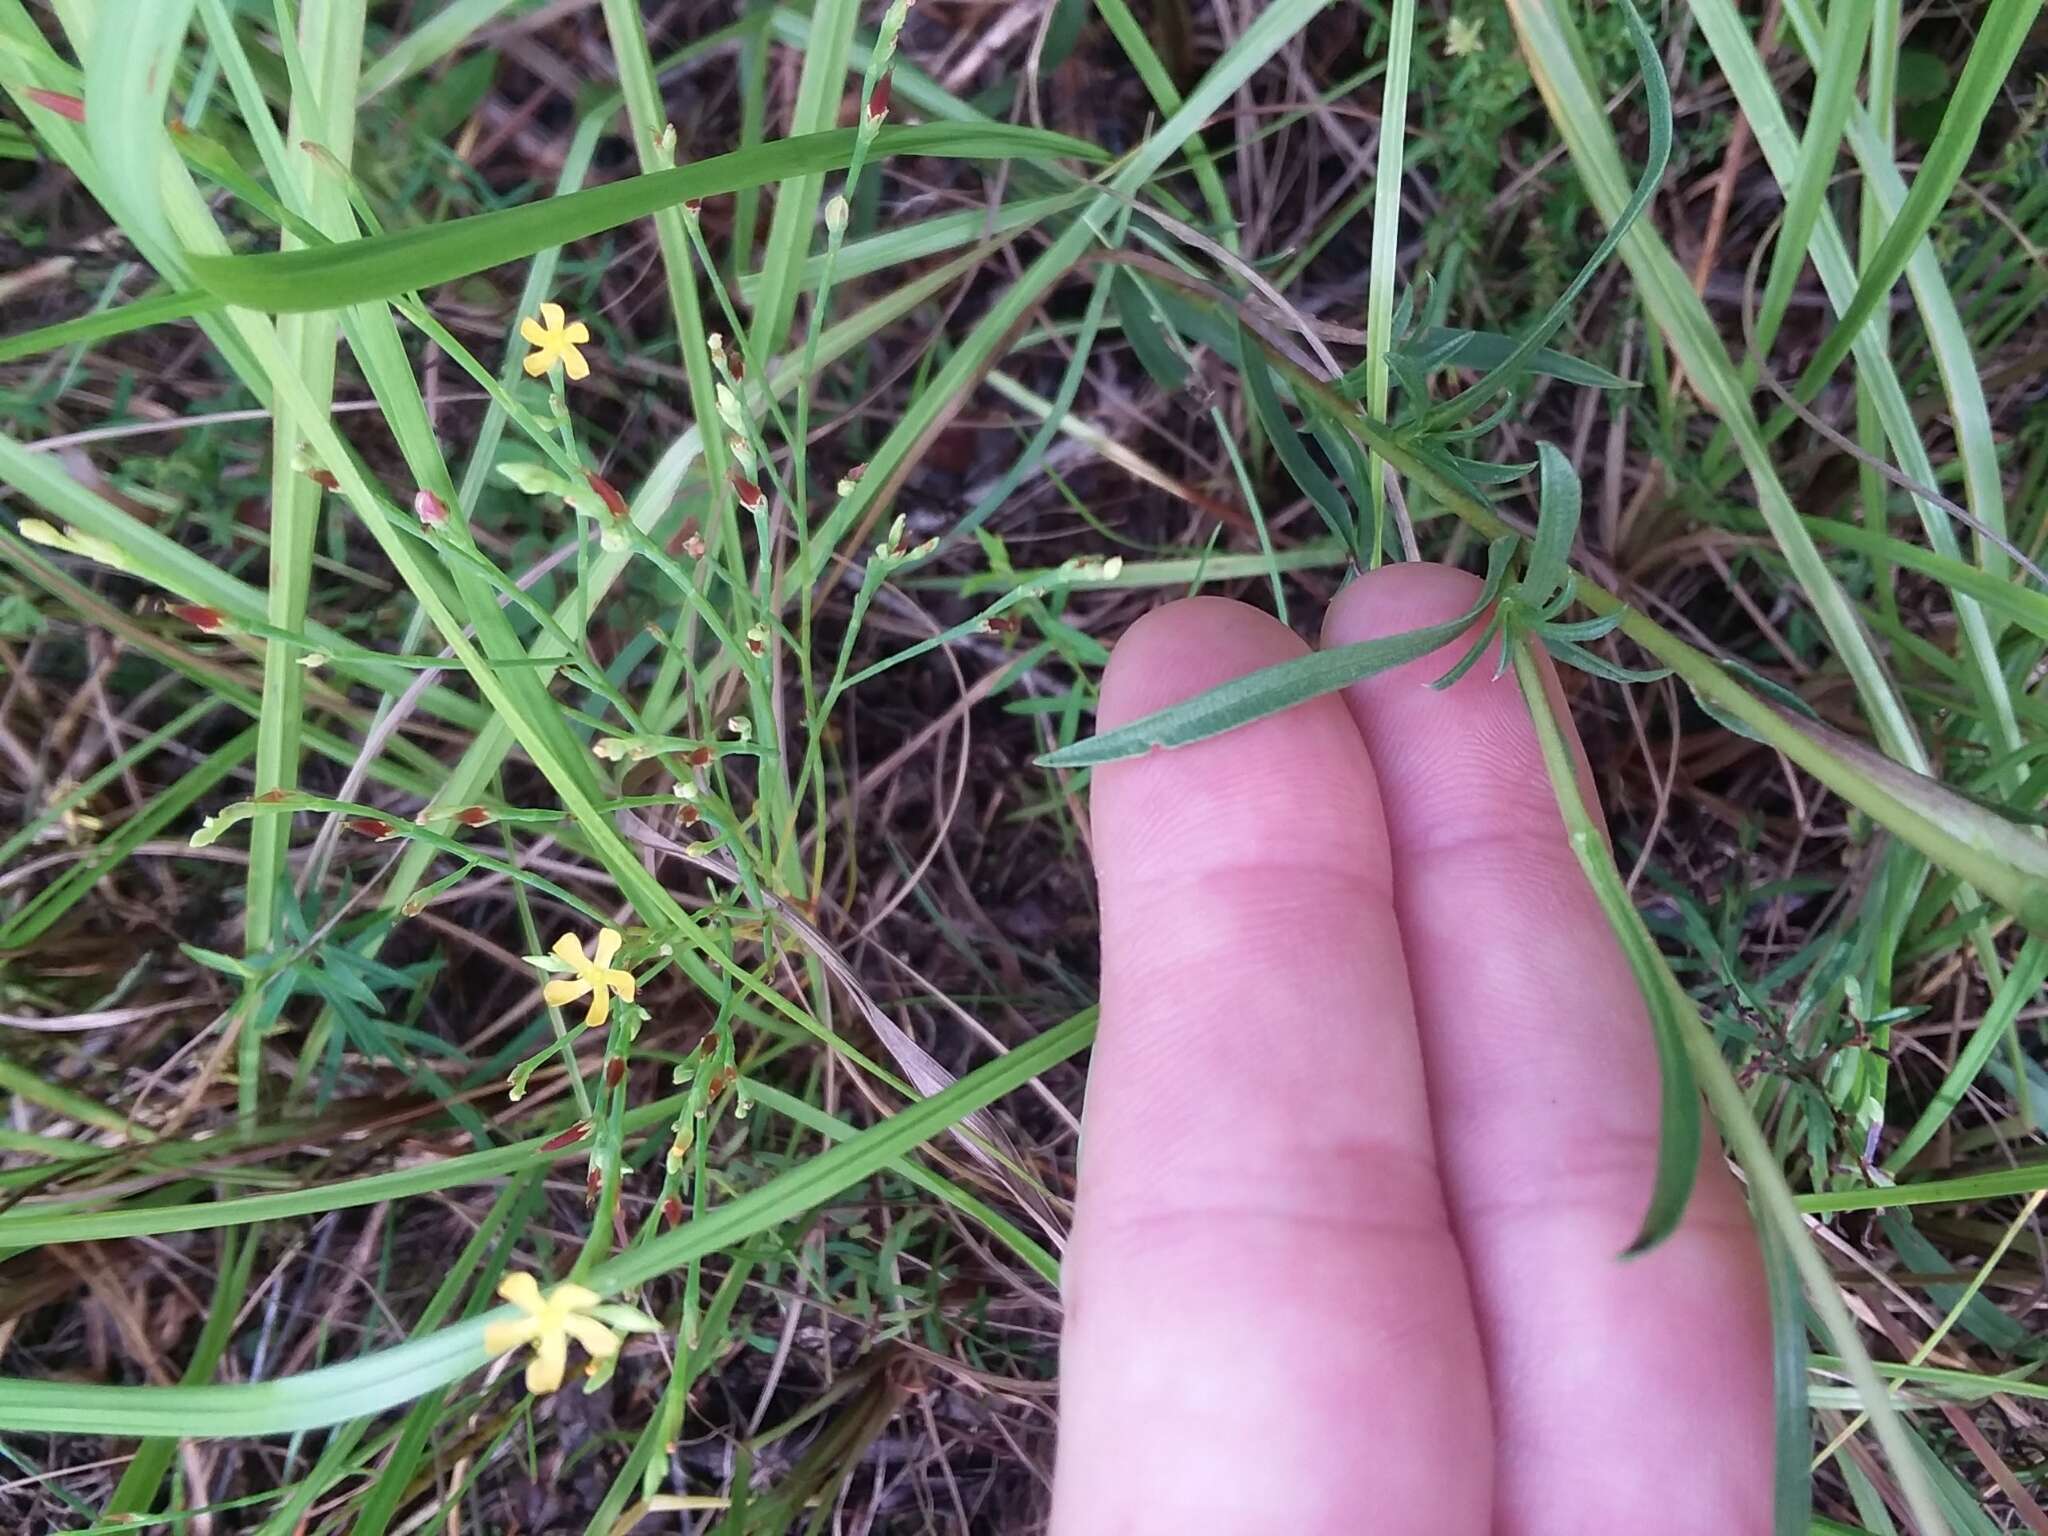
{"left": 484, "top": 1317, "right": 536, "bottom": 1355}
{"left": 561, "top": 1312, "right": 620, "bottom": 1359}
{"left": 525, "top": 1329, "right": 568, "bottom": 1394}
{"left": 562, "top": 320, "right": 590, "bottom": 345}
{"left": 499, "top": 1271, "right": 544, "bottom": 1312}
{"left": 553, "top": 1283, "right": 601, "bottom": 1310}
{"left": 539, "top": 302, "right": 566, "bottom": 332}
{"left": 543, "top": 977, "right": 591, "bottom": 1007}
{"left": 592, "top": 928, "right": 622, "bottom": 967}
{"left": 519, "top": 315, "right": 551, "bottom": 347}
{"left": 605, "top": 969, "right": 636, "bottom": 1004}
{"left": 560, "top": 345, "right": 590, "bottom": 382}
{"left": 521, "top": 349, "right": 553, "bottom": 377}
{"left": 583, "top": 985, "right": 611, "bottom": 1030}
{"left": 551, "top": 931, "right": 587, "bottom": 968}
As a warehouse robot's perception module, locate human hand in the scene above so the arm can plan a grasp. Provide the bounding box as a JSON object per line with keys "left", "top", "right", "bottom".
{"left": 1051, "top": 564, "right": 1772, "bottom": 1533}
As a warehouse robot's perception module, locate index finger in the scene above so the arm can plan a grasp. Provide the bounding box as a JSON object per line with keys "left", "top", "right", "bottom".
{"left": 1051, "top": 597, "right": 1489, "bottom": 1534}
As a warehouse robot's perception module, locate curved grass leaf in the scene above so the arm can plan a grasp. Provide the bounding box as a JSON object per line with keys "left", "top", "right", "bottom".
{"left": 186, "top": 123, "right": 1103, "bottom": 312}
{"left": 1040, "top": 538, "right": 1514, "bottom": 768}
{"left": 0, "top": 1010, "right": 1095, "bottom": 1436}
{"left": 1511, "top": 640, "right": 1699, "bottom": 1254}
{"left": 82, "top": 0, "right": 195, "bottom": 255}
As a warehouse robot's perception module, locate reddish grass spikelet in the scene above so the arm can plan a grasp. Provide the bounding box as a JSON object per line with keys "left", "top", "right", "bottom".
{"left": 541, "top": 1121, "right": 591, "bottom": 1152}
{"left": 585, "top": 471, "right": 628, "bottom": 519}
{"left": 168, "top": 603, "right": 225, "bottom": 631}
{"left": 25, "top": 88, "right": 85, "bottom": 123}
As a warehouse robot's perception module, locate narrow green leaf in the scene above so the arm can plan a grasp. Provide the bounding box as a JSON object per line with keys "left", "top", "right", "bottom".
{"left": 0, "top": 287, "right": 214, "bottom": 366}
{"left": 1111, "top": 268, "right": 1189, "bottom": 393}
{"left": 1519, "top": 442, "right": 1579, "bottom": 605}
{"left": 1511, "top": 639, "right": 1699, "bottom": 1254}
{"left": 184, "top": 123, "right": 1102, "bottom": 312}
{"left": 1378, "top": 326, "right": 1634, "bottom": 391}
{"left": 1237, "top": 317, "right": 1354, "bottom": 551}
{"left": 1758, "top": 1216, "right": 1813, "bottom": 1536}
{"left": 1784, "top": 0, "right": 2045, "bottom": 402}
{"left": 1041, "top": 540, "right": 1514, "bottom": 767}
{"left": 1749, "top": 0, "right": 1872, "bottom": 362}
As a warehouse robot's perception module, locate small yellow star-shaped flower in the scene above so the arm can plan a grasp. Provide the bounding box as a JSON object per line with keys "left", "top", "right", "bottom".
{"left": 483, "top": 1272, "right": 620, "bottom": 1394}
{"left": 540, "top": 927, "right": 636, "bottom": 1029}
{"left": 1445, "top": 14, "right": 1485, "bottom": 57}
{"left": 519, "top": 301, "right": 591, "bottom": 381}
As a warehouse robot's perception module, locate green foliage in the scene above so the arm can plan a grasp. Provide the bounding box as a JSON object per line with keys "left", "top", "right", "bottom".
{"left": 0, "top": 0, "right": 2041, "bottom": 1527}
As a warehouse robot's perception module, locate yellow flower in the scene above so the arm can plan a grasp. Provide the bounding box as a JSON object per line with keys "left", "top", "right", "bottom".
{"left": 483, "top": 1272, "right": 619, "bottom": 1394}
{"left": 519, "top": 301, "right": 591, "bottom": 381}
{"left": 542, "top": 927, "right": 636, "bottom": 1028}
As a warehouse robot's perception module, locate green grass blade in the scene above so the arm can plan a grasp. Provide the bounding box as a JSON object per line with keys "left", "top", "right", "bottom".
{"left": 746, "top": 0, "right": 857, "bottom": 357}
{"left": 1093, "top": 0, "right": 1236, "bottom": 246}
{"left": 1748, "top": 0, "right": 1871, "bottom": 363}
{"left": 1759, "top": 1190, "right": 1813, "bottom": 1535}
{"left": 1782, "top": 0, "right": 2045, "bottom": 403}
{"left": 0, "top": 287, "right": 215, "bottom": 365}
{"left": 0, "top": 1010, "right": 1095, "bottom": 1436}
{"left": 356, "top": 0, "right": 518, "bottom": 100}
{"left": 1883, "top": 938, "right": 2048, "bottom": 1171}
{"left": 182, "top": 123, "right": 1101, "bottom": 312}
{"left": 81, "top": 0, "right": 194, "bottom": 254}
{"left": 1506, "top": 0, "right": 1923, "bottom": 769}
{"left": 242, "top": 0, "right": 365, "bottom": 983}
{"left": 1362, "top": 0, "right": 1415, "bottom": 550}
{"left": 1512, "top": 640, "right": 1699, "bottom": 1254}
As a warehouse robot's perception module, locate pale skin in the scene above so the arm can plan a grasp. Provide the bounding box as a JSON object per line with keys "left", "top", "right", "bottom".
{"left": 1050, "top": 563, "right": 1774, "bottom": 1533}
